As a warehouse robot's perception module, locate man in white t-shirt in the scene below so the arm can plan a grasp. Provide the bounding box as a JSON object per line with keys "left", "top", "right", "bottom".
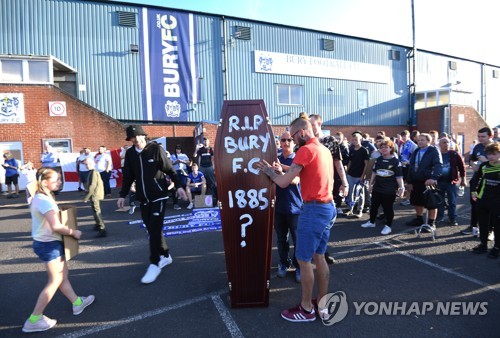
{"left": 77, "top": 148, "right": 91, "bottom": 192}
{"left": 94, "top": 146, "right": 113, "bottom": 197}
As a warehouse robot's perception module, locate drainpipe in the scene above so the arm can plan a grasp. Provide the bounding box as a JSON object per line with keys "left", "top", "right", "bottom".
{"left": 221, "top": 16, "right": 230, "bottom": 100}
{"left": 481, "top": 64, "right": 486, "bottom": 121}
{"left": 410, "top": 0, "right": 417, "bottom": 128}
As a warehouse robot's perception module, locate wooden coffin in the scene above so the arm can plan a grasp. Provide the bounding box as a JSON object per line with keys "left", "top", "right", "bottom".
{"left": 215, "top": 100, "right": 276, "bottom": 307}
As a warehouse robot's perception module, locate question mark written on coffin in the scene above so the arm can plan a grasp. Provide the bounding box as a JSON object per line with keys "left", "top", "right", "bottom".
{"left": 240, "top": 213, "right": 253, "bottom": 248}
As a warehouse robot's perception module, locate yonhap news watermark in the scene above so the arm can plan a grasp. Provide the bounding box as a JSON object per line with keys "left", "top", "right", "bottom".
{"left": 319, "top": 292, "right": 488, "bottom": 326}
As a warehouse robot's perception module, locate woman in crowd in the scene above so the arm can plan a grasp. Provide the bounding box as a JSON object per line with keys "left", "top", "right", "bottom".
{"left": 361, "top": 139, "right": 405, "bottom": 235}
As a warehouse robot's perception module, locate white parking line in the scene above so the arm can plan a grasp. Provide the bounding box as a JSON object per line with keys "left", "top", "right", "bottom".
{"left": 375, "top": 241, "right": 500, "bottom": 294}
{"left": 211, "top": 295, "right": 244, "bottom": 338}
{"left": 57, "top": 289, "right": 226, "bottom": 338}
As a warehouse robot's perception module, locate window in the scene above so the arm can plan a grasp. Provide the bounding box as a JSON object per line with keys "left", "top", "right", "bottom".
{"left": 42, "top": 139, "right": 72, "bottom": 153}
{"left": 0, "top": 141, "right": 24, "bottom": 164}
{"left": 277, "top": 84, "right": 303, "bottom": 105}
{"left": 0, "top": 58, "right": 51, "bottom": 84}
{"left": 357, "top": 89, "right": 368, "bottom": 109}
{"left": 29, "top": 61, "right": 50, "bottom": 82}
{"left": 1, "top": 60, "right": 23, "bottom": 82}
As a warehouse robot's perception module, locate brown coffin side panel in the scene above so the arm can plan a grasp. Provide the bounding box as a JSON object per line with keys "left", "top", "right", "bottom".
{"left": 215, "top": 100, "right": 276, "bottom": 308}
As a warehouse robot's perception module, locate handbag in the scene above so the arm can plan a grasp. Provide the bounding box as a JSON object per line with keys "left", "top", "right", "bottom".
{"left": 422, "top": 185, "right": 444, "bottom": 209}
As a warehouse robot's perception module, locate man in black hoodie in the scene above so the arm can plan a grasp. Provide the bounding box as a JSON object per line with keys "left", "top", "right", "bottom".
{"left": 117, "top": 125, "right": 187, "bottom": 284}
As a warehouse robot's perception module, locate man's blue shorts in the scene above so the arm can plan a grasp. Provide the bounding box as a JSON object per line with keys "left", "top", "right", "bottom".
{"left": 190, "top": 187, "right": 202, "bottom": 195}
{"left": 33, "top": 240, "right": 64, "bottom": 262}
{"left": 295, "top": 201, "right": 335, "bottom": 262}
{"left": 79, "top": 170, "right": 89, "bottom": 184}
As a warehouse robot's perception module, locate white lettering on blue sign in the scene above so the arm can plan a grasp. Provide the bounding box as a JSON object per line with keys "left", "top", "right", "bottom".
{"left": 160, "top": 15, "right": 180, "bottom": 98}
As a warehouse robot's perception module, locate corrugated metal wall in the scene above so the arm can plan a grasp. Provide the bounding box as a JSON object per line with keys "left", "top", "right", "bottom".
{"left": 415, "top": 51, "right": 491, "bottom": 119}
{"left": 484, "top": 65, "right": 500, "bottom": 126}
{"left": 0, "top": 0, "right": 142, "bottom": 120}
{"left": 415, "top": 52, "right": 482, "bottom": 95}
{"left": 223, "top": 18, "right": 409, "bottom": 126}
{"left": 190, "top": 15, "right": 225, "bottom": 123}
{"left": 1, "top": 0, "right": 497, "bottom": 127}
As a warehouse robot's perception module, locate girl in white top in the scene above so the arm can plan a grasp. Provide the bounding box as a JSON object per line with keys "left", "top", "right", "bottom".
{"left": 22, "top": 168, "right": 95, "bottom": 333}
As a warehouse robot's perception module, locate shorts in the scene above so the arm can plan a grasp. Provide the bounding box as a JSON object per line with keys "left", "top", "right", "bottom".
{"left": 33, "top": 240, "right": 64, "bottom": 262}
{"left": 410, "top": 180, "right": 427, "bottom": 207}
{"left": 190, "top": 187, "right": 202, "bottom": 195}
{"left": 402, "top": 167, "right": 409, "bottom": 182}
{"left": 79, "top": 170, "right": 90, "bottom": 184}
{"left": 295, "top": 201, "right": 335, "bottom": 262}
{"left": 5, "top": 174, "right": 19, "bottom": 185}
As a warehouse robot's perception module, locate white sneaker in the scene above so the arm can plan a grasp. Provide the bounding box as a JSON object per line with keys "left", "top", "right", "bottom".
{"left": 159, "top": 255, "right": 173, "bottom": 269}
{"left": 318, "top": 305, "right": 329, "bottom": 320}
{"left": 173, "top": 204, "right": 181, "bottom": 210}
{"left": 187, "top": 202, "right": 194, "bottom": 209}
{"left": 488, "top": 231, "right": 495, "bottom": 242}
{"left": 361, "top": 221, "right": 376, "bottom": 228}
{"left": 400, "top": 199, "right": 411, "bottom": 206}
{"left": 128, "top": 205, "right": 136, "bottom": 215}
{"left": 22, "top": 315, "right": 57, "bottom": 333}
{"left": 336, "top": 208, "right": 343, "bottom": 215}
{"left": 141, "top": 264, "right": 162, "bottom": 284}
{"left": 73, "top": 295, "right": 95, "bottom": 315}
{"left": 381, "top": 225, "right": 392, "bottom": 235}
{"left": 355, "top": 211, "right": 363, "bottom": 218}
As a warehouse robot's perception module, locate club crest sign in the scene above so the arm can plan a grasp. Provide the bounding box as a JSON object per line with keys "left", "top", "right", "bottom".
{"left": 0, "top": 93, "right": 25, "bottom": 124}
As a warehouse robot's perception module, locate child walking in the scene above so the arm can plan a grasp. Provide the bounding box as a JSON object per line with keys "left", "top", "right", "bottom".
{"left": 22, "top": 168, "right": 95, "bottom": 333}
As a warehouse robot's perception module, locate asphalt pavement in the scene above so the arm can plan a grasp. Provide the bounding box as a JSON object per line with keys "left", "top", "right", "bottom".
{"left": 0, "top": 184, "right": 499, "bottom": 337}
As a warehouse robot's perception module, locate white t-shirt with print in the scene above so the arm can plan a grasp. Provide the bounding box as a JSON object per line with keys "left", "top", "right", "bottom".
{"left": 95, "top": 152, "right": 113, "bottom": 173}
{"left": 31, "top": 193, "right": 62, "bottom": 242}
{"left": 78, "top": 153, "right": 92, "bottom": 172}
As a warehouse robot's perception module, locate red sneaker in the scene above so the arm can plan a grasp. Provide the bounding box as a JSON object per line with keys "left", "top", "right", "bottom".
{"left": 281, "top": 304, "right": 316, "bottom": 322}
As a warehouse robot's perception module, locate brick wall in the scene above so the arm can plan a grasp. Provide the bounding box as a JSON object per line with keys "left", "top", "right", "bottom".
{"left": 416, "top": 105, "right": 492, "bottom": 155}
{"left": 450, "top": 105, "right": 491, "bottom": 155}
{"left": 417, "top": 107, "right": 443, "bottom": 134}
{"left": 0, "top": 85, "right": 127, "bottom": 167}
{"left": 0, "top": 85, "right": 203, "bottom": 167}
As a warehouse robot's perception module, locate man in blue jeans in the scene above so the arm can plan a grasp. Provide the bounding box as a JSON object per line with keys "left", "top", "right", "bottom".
{"left": 258, "top": 117, "right": 335, "bottom": 322}
{"left": 274, "top": 131, "right": 302, "bottom": 283}
{"left": 436, "top": 137, "right": 466, "bottom": 225}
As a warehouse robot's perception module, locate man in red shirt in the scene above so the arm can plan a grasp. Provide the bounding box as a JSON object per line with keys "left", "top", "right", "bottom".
{"left": 257, "top": 117, "right": 335, "bottom": 322}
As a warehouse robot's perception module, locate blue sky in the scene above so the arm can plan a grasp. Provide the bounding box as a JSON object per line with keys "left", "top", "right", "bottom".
{"left": 110, "top": 0, "right": 498, "bottom": 66}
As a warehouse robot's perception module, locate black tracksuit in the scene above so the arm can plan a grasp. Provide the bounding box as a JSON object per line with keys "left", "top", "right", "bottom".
{"left": 120, "top": 142, "right": 180, "bottom": 265}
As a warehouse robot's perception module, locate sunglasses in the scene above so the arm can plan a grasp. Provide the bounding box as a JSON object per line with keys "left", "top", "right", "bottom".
{"left": 290, "top": 129, "right": 301, "bottom": 140}
{"left": 280, "top": 138, "right": 293, "bottom": 143}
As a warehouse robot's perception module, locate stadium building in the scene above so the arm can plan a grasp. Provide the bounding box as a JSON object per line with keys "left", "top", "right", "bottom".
{"left": 1, "top": 0, "right": 499, "bottom": 170}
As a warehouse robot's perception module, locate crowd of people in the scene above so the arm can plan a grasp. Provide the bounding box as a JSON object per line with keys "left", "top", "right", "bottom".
{"left": 7, "top": 121, "right": 499, "bottom": 330}
{"left": 261, "top": 119, "right": 499, "bottom": 322}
